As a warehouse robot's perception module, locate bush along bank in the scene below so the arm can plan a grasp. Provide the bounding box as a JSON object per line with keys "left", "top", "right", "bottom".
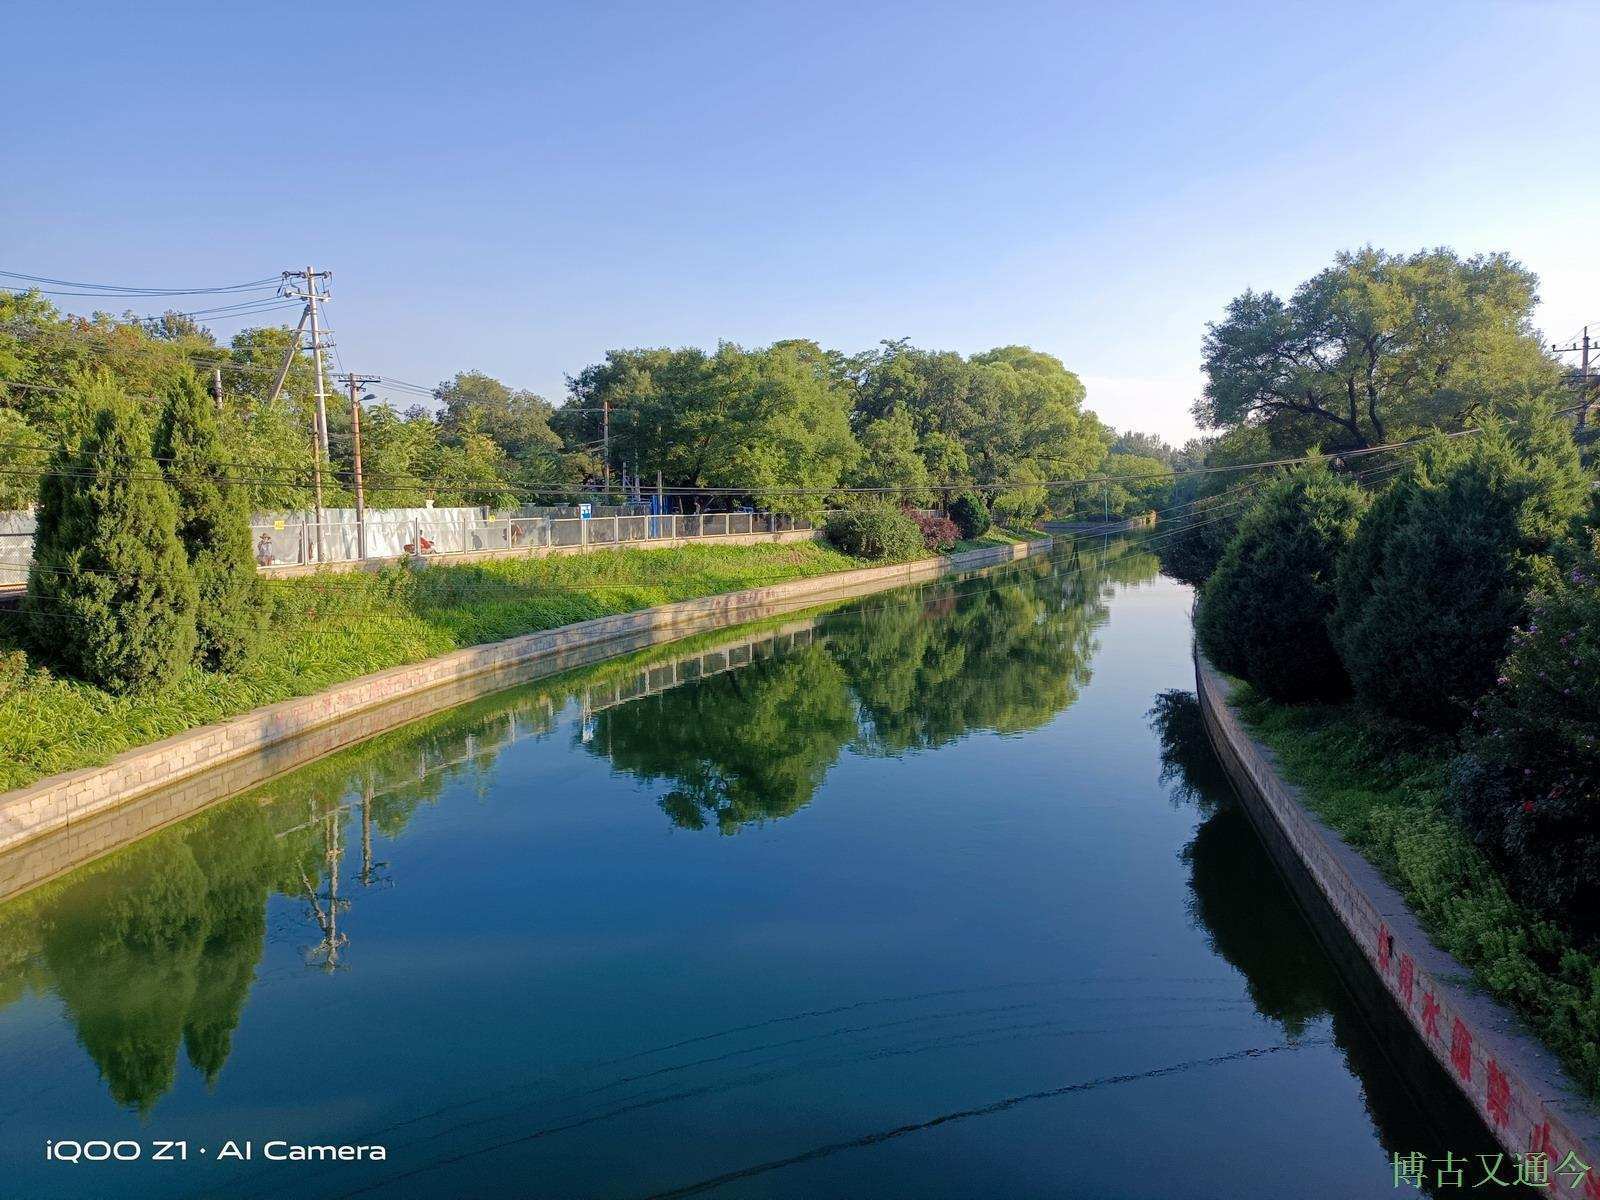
{"left": 1189, "top": 404, "right": 1600, "bottom": 1100}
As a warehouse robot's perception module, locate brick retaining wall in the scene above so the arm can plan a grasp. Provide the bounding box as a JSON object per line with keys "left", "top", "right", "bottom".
{"left": 0, "top": 539, "right": 1051, "bottom": 886}
{"left": 1196, "top": 648, "right": 1600, "bottom": 1177}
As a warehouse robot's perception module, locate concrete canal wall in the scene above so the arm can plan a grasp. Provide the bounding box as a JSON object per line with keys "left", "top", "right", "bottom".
{"left": 0, "top": 538, "right": 1052, "bottom": 896}
{"left": 1196, "top": 649, "right": 1600, "bottom": 1172}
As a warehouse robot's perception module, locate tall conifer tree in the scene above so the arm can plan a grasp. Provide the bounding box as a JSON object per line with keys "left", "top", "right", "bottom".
{"left": 27, "top": 372, "right": 197, "bottom": 692}
{"left": 155, "top": 371, "right": 264, "bottom": 669}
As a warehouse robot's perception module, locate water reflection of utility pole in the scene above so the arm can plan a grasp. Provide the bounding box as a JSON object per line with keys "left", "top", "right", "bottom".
{"left": 300, "top": 802, "right": 349, "bottom": 972}
{"left": 359, "top": 781, "right": 390, "bottom": 889}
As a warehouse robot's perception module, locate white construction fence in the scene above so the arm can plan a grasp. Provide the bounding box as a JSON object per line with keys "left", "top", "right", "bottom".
{"left": 0, "top": 505, "right": 815, "bottom": 585}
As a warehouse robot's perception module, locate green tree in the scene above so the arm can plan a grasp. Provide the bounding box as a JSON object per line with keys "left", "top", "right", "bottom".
{"left": 1197, "top": 248, "right": 1561, "bottom": 451}
{"left": 0, "top": 408, "right": 46, "bottom": 509}
{"left": 156, "top": 371, "right": 264, "bottom": 669}
{"left": 561, "top": 341, "right": 856, "bottom": 516}
{"left": 848, "top": 408, "right": 930, "bottom": 502}
{"left": 27, "top": 372, "right": 197, "bottom": 693}
{"left": 948, "top": 492, "right": 991, "bottom": 539}
{"left": 433, "top": 370, "right": 574, "bottom": 498}
{"left": 850, "top": 342, "right": 1101, "bottom": 523}
{"left": 423, "top": 432, "right": 520, "bottom": 507}
{"left": 1111, "top": 430, "right": 1178, "bottom": 465}
{"left": 1196, "top": 462, "right": 1369, "bottom": 700}
{"left": 220, "top": 325, "right": 324, "bottom": 510}
{"left": 1330, "top": 409, "right": 1589, "bottom": 728}
{"left": 436, "top": 370, "right": 561, "bottom": 460}
{"left": 1154, "top": 425, "right": 1273, "bottom": 587}
{"left": 1096, "top": 451, "right": 1173, "bottom": 518}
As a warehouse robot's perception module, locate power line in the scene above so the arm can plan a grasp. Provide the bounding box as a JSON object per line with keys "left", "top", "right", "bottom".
{"left": 0, "top": 269, "right": 280, "bottom": 296}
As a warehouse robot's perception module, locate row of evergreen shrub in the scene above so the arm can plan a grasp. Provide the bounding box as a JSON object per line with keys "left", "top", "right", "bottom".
{"left": 25, "top": 370, "right": 263, "bottom": 693}
{"left": 1195, "top": 402, "right": 1600, "bottom": 935}
{"left": 1197, "top": 405, "right": 1589, "bottom": 722}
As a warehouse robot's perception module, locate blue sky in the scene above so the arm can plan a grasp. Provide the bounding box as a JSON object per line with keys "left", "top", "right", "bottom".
{"left": 6, "top": 1, "right": 1598, "bottom": 443}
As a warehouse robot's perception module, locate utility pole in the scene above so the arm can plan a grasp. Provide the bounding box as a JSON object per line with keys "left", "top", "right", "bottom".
{"left": 305, "top": 267, "right": 331, "bottom": 460}
{"left": 338, "top": 373, "right": 379, "bottom": 560}
{"left": 273, "top": 268, "right": 334, "bottom": 560}
{"left": 1582, "top": 327, "right": 1592, "bottom": 432}
{"left": 1553, "top": 326, "right": 1597, "bottom": 432}
{"left": 210, "top": 367, "right": 224, "bottom": 415}
{"left": 602, "top": 398, "right": 611, "bottom": 495}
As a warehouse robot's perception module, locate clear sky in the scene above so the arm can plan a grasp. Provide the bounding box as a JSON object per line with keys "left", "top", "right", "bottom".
{"left": 6, "top": 0, "right": 1598, "bottom": 444}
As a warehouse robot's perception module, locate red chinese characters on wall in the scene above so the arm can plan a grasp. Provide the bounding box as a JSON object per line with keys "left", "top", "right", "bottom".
{"left": 1485, "top": 1059, "right": 1510, "bottom": 1127}
{"left": 1450, "top": 1017, "right": 1473, "bottom": 1082}
{"left": 1377, "top": 922, "right": 1391, "bottom": 970}
{"left": 1398, "top": 954, "right": 1415, "bottom": 1006}
{"left": 1531, "top": 1121, "right": 1558, "bottom": 1161}
{"left": 1421, "top": 991, "right": 1442, "bottom": 1039}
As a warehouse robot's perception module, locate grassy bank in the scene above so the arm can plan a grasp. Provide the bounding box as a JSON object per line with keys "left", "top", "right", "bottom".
{"left": 1231, "top": 683, "right": 1600, "bottom": 1099}
{"left": 953, "top": 526, "right": 1049, "bottom": 552}
{"left": 0, "top": 542, "right": 874, "bottom": 792}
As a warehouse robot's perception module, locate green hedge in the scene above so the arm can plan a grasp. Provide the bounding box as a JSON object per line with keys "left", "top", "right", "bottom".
{"left": 1331, "top": 412, "right": 1588, "bottom": 730}
{"left": 1451, "top": 530, "right": 1600, "bottom": 935}
{"left": 949, "top": 492, "right": 991, "bottom": 540}
{"left": 823, "top": 506, "right": 924, "bottom": 561}
{"left": 1197, "top": 463, "right": 1367, "bottom": 701}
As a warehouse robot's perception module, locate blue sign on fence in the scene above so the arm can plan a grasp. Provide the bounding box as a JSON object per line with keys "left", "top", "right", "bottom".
{"left": 579, "top": 503, "right": 592, "bottom": 520}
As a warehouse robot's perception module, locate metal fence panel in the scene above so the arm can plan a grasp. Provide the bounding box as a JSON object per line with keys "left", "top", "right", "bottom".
{"left": 550, "top": 518, "right": 584, "bottom": 547}
{"left": 19, "top": 503, "right": 810, "bottom": 580}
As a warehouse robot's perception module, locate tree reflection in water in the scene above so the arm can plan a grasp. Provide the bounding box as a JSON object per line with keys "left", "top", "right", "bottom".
{"left": 0, "top": 540, "right": 1158, "bottom": 1113}
{"left": 589, "top": 538, "right": 1160, "bottom": 823}
{"left": 1148, "top": 689, "right": 1507, "bottom": 1195}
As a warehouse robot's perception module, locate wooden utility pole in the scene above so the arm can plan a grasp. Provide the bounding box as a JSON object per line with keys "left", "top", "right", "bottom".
{"left": 1581, "top": 327, "right": 1592, "bottom": 431}
{"left": 602, "top": 398, "right": 611, "bottom": 494}
{"left": 1554, "top": 326, "right": 1597, "bottom": 432}
{"left": 339, "top": 374, "right": 379, "bottom": 560}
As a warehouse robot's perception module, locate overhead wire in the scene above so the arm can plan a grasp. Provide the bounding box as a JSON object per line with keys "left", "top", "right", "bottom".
{"left": 0, "top": 416, "right": 1514, "bottom": 502}
{"left": 0, "top": 270, "right": 280, "bottom": 296}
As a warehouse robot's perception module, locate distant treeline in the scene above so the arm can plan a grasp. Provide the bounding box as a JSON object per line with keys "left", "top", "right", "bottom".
{"left": 0, "top": 291, "right": 1176, "bottom": 521}
{"left": 5, "top": 245, "right": 1581, "bottom": 528}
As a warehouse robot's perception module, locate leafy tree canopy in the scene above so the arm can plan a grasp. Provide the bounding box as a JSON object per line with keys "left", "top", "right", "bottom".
{"left": 1197, "top": 247, "right": 1562, "bottom": 452}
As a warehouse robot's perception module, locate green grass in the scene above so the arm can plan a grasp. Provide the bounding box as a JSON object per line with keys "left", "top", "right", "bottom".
{"left": 1232, "top": 683, "right": 1600, "bottom": 1100}
{"left": 952, "top": 526, "right": 1049, "bottom": 553}
{"left": 0, "top": 542, "right": 875, "bottom": 792}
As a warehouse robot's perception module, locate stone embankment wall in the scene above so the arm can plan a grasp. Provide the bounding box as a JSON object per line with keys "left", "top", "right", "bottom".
{"left": 0, "top": 540, "right": 1051, "bottom": 899}
{"left": 1197, "top": 649, "right": 1600, "bottom": 1174}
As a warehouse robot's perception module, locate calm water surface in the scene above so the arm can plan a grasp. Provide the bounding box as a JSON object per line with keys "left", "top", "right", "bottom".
{"left": 0, "top": 539, "right": 1499, "bottom": 1198}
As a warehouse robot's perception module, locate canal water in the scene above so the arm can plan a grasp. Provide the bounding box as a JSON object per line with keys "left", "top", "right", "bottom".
{"left": 0, "top": 538, "right": 1501, "bottom": 1198}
